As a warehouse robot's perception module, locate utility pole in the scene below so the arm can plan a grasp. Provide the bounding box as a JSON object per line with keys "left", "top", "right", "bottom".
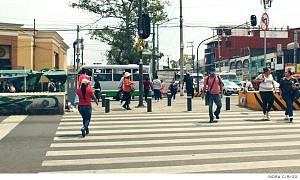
{"left": 76, "top": 25, "right": 80, "bottom": 70}
{"left": 262, "top": 0, "right": 272, "bottom": 67}
{"left": 81, "top": 37, "right": 84, "bottom": 66}
{"left": 294, "top": 30, "right": 300, "bottom": 72}
{"left": 179, "top": 0, "right": 184, "bottom": 96}
{"left": 33, "top": 19, "right": 36, "bottom": 71}
{"left": 156, "top": 24, "right": 159, "bottom": 70}
{"left": 187, "top": 41, "right": 194, "bottom": 72}
{"left": 152, "top": 21, "right": 156, "bottom": 79}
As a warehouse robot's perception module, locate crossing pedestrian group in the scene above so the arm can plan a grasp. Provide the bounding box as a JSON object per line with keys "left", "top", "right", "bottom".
{"left": 75, "top": 68, "right": 299, "bottom": 137}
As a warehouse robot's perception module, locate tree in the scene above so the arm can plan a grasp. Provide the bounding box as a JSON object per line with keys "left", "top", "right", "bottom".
{"left": 170, "top": 60, "right": 178, "bottom": 69}
{"left": 71, "top": 0, "right": 169, "bottom": 65}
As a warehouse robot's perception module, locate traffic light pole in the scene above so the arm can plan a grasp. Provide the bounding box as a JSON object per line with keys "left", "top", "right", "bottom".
{"left": 137, "top": 0, "right": 144, "bottom": 107}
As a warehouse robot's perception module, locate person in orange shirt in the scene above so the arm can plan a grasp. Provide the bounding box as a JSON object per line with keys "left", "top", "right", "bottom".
{"left": 122, "top": 72, "right": 134, "bottom": 110}
{"left": 76, "top": 79, "right": 98, "bottom": 137}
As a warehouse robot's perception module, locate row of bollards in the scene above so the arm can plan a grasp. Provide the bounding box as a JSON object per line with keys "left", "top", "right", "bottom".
{"left": 100, "top": 93, "right": 230, "bottom": 113}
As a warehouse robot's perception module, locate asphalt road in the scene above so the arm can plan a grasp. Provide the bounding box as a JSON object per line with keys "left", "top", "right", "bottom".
{"left": 0, "top": 115, "right": 60, "bottom": 173}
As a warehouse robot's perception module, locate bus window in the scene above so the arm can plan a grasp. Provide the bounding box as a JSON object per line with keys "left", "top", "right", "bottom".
{"left": 94, "top": 74, "right": 112, "bottom": 81}
{"left": 131, "top": 69, "right": 138, "bottom": 81}
{"left": 113, "top": 69, "right": 124, "bottom": 81}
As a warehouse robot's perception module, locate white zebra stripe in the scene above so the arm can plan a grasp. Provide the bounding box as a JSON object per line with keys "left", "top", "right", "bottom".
{"left": 54, "top": 123, "right": 298, "bottom": 135}
{"left": 43, "top": 159, "right": 300, "bottom": 173}
{"left": 56, "top": 120, "right": 298, "bottom": 130}
{"left": 42, "top": 149, "right": 300, "bottom": 167}
{"left": 50, "top": 133, "right": 300, "bottom": 147}
{"left": 53, "top": 128, "right": 300, "bottom": 141}
{"left": 60, "top": 112, "right": 290, "bottom": 121}
{"left": 0, "top": 115, "right": 27, "bottom": 141}
{"left": 46, "top": 140, "right": 300, "bottom": 156}
{"left": 62, "top": 111, "right": 289, "bottom": 118}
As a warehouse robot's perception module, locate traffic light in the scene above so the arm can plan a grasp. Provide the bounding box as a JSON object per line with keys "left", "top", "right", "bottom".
{"left": 138, "top": 13, "right": 151, "bottom": 39}
{"left": 250, "top": 15, "right": 257, "bottom": 26}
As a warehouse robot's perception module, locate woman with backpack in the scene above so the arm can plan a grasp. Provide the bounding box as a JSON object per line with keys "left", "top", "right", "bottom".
{"left": 168, "top": 78, "right": 178, "bottom": 102}
{"left": 253, "top": 67, "right": 275, "bottom": 121}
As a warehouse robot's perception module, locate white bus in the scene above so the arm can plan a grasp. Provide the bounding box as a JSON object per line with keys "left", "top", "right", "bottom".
{"left": 78, "top": 64, "right": 150, "bottom": 97}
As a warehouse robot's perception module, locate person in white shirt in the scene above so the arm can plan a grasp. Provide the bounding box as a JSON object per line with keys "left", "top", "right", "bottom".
{"left": 254, "top": 67, "right": 275, "bottom": 120}
{"left": 152, "top": 75, "right": 162, "bottom": 102}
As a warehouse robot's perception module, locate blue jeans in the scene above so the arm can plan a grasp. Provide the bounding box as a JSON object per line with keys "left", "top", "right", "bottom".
{"left": 282, "top": 94, "right": 294, "bottom": 117}
{"left": 78, "top": 105, "right": 92, "bottom": 130}
{"left": 208, "top": 94, "right": 222, "bottom": 121}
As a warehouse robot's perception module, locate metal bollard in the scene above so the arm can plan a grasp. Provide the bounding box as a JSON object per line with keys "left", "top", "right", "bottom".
{"left": 226, "top": 96, "right": 230, "bottom": 110}
{"left": 105, "top": 97, "right": 110, "bottom": 113}
{"left": 187, "top": 96, "right": 192, "bottom": 111}
{"left": 167, "top": 93, "right": 172, "bottom": 106}
{"left": 101, "top": 93, "right": 106, "bottom": 107}
{"left": 148, "top": 90, "right": 152, "bottom": 98}
{"left": 147, "top": 97, "right": 152, "bottom": 112}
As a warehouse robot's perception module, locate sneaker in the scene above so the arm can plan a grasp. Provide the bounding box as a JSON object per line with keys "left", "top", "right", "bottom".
{"left": 209, "top": 119, "right": 213, "bottom": 123}
{"left": 81, "top": 128, "right": 86, "bottom": 137}
{"left": 126, "top": 107, "right": 132, "bottom": 110}
{"left": 86, "top": 128, "right": 89, "bottom": 135}
{"left": 289, "top": 116, "right": 293, "bottom": 123}
{"left": 122, "top": 104, "right": 127, "bottom": 109}
{"left": 263, "top": 114, "right": 268, "bottom": 120}
{"left": 214, "top": 112, "right": 219, "bottom": 119}
{"left": 267, "top": 113, "right": 270, "bottom": 120}
{"left": 284, "top": 115, "right": 289, "bottom": 120}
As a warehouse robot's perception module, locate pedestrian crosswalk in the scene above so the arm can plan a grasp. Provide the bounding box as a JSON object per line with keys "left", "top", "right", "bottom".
{"left": 41, "top": 111, "right": 300, "bottom": 173}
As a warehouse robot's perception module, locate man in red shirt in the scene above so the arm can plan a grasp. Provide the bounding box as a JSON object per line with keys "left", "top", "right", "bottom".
{"left": 201, "top": 69, "right": 223, "bottom": 123}
{"left": 76, "top": 78, "right": 98, "bottom": 137}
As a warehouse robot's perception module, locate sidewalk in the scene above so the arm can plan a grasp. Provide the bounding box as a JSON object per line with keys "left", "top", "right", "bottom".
{"left": 86, "top": 94, "right": 256, "bottom": 115}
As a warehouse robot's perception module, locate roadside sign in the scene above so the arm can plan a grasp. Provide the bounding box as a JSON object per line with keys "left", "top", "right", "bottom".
{"left": 260, "top": 12, "right": 269, "bottom": 31}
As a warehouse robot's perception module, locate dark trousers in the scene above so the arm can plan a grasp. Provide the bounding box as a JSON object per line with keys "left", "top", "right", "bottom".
{"left": 259, "top": 91, "right": 275, "bottom": 114}
{"left": 123, "top": 91, "right": 131, "bottom": 108}
{"left": 208, "top": 94, "right": 222, "bottom": 121}
{"left": 282, "top": 94, "right": 294, "bottom": 116}
{"left": 94, "top": 90, "right": 100, "bottom": 101}
{"left": 78, "top": 105, "right": 92, "bottom": 130}
{"left": 171, "top": 90, "right": 177, "bottom": 100}
{"left": 154, "top": 89, "right": 161, "bottom": 100}
{"left": 144, "top": 89, "right": 150, "bottom": 101}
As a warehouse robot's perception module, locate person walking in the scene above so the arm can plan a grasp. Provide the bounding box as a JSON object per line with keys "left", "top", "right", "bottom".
{"left": 201, "top": 69, "right": 223, "bottom": 123}
{"left": 78, "top": 68, "right": 91, "bottom": 87}
{"left": 184, "top": 72, "right": 194, "bottom": 98}
{"left": 254, "top": 67, "right": 275, "bottom": 120}
{"left": 152, "top": 75, "right": 162, "bottom": 102}
{"left": 168, "top": 78, "right": 178, "bottom": 101}
{"left": 93, "top": 77, "right": 101, "bottom": 102}
{"left": 160, "top": 80, "right": 167, "bottom": 99}
{"left": 143, "top": 76, "right": 152, "bottom": 102}
{"left": 76, "top": 79, "right": 98, "bottom": 138}
{"left": 279, "top": 70, "right": 298, "bottom": 122}
{"left": 122, "top": 72, "right": 134, "bottom": 110}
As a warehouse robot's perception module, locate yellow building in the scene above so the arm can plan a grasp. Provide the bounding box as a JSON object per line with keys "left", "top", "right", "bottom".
{"left": 0, "top": 23, "right": 69, "bottom": 71}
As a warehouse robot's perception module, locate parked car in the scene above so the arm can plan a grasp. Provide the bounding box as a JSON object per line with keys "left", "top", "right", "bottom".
{"left": 222, "top": 80, "right": 241, "bottom": 95}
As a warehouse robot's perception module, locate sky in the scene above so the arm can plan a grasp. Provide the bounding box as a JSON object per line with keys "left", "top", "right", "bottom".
{"left": 1, "top": 0, "right": 300, "bottom": 67}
